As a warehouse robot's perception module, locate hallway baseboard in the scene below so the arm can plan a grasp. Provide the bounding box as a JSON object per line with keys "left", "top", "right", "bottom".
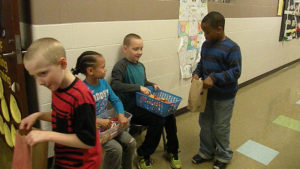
{"left": 239, "top": 58, "right": 300, "bottom": 88}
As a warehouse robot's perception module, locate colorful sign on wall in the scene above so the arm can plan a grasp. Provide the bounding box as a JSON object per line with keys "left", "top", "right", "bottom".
{"left": 178, "top": 0, "right": 208, "bottom": 79}
{"left": 279, "top": 0, "right": 300, "bottom": 41}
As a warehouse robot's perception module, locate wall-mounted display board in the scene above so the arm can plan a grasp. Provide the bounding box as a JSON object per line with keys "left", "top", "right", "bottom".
{"left": 0, "top": 0, "right": 30, "bottom": 168}
{"left": 279, "top": 0, "right": 300, "bottom": 41}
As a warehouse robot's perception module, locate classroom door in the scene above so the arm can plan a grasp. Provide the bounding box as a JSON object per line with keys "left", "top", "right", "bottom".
{"left": 0, "top": 0, "right": 29, "bottom": 168}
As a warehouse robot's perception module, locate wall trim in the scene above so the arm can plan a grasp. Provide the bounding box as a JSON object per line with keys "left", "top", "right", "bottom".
{"left": 174, "top": 106, "right": 189, "bottom": 116}
{"left": 239, "top": 58, "right": 300, "bottom": 88}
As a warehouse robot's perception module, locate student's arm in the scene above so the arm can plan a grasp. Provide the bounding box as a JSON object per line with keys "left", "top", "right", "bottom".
{"left": 96, "top": 118, "right": 112, "bottom": 129}
{"left": 19, "top": 112, "right": 51, "bottom": 131}
{"left": 105, "top": 81, "right": 129, "bottom": 127}
{"left": 22, "top": 111, "right": 92, "bottom": 148}
{"left": 72, "top": 103, "right": 97, "bottom": 148}
{"left": 193, "top": 61, "right": 203, "bottom": 79}
{"left": 144, "top": 77, "right": 154, "bottom": 87}
{"left": 209, "top": 45, "right": 242, "bottom": 85}
{"left": 193, "top": 49, "right": 204, "bottom": 80}
{"left": 105, "top": 80, "right": 125, "bottom": 114}
{"left": 38, "top": 112, "right": 52, "bottom": 121}
{"left": 25, "top": 130, "right": 92, "bottom": 149}
{"left": 111, "top": 59, "right": 140, "bottom": 92}
{"left": 140, "top": 62, "right": 160, "bottom": 92}
{"left": 141, "top": 63, "right": 155, "bottom": 87}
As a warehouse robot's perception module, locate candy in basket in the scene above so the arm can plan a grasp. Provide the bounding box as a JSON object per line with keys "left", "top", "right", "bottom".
{"left": 136, "top": 86, "right": 182, "bottom": 117}
{"left": 98, "top": 109, "right": 132, "bottom": 143}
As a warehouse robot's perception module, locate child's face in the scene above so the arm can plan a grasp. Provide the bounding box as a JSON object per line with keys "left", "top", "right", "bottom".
{"left": 89, "top": 56, "right": 106, "bottom": 79}
{"left": 201, "top": 23, "right": 222, "bottom": 42}
{"left": 123, "top": 38, "right": 143, "bottom": 63}
{"left": 24, "top": 56, "right": 66, "bottom": 91}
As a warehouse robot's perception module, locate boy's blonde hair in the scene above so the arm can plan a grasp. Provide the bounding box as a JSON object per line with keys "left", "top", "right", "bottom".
{"left": 24, "top": 37, "right": 66, "bottom": 64}
{"left": 123, "top": 33, "right": 141, "bottom": 46}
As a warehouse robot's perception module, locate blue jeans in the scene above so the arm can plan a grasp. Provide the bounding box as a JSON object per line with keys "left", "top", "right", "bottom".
{"left": 198, "top": 98, "right": 234, "bottom": 163}
{"left": 102, "top": 131, "right": 136, "bottom": 169}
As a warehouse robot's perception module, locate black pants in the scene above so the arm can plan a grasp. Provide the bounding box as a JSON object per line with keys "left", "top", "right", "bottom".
{"left": 129, "top": 106, "right": 179, "bottom": 158}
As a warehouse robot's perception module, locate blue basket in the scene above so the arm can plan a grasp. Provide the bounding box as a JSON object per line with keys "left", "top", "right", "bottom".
{"left": 136, "top": 86, "right": 182, "bottom": 117}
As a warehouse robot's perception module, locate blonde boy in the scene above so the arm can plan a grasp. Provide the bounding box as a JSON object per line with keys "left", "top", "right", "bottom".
{"left": 20, "top": 38, "right": 102, "bottom": 169}
{"left": 111, "top": 34, "right": 181, "bottom": 169}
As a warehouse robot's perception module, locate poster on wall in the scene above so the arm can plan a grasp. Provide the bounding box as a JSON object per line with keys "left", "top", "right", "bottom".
{"left": 296, "top": 1, "right": 300, "bottom": 37}
{"left": 279, "top": 0, "right": 300, "bottom": 41}
{"left": 178, "top": 0, "right": 208, "bottom": 79}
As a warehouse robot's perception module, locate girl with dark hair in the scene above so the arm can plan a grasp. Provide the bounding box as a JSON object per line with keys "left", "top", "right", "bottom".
{"left": 73, "top": 51, "right": 136, "bottom": 169}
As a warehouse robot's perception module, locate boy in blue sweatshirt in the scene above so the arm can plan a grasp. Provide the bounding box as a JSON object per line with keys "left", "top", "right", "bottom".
{"left": 191, "top": 12, "right": 242, "bottom": 169}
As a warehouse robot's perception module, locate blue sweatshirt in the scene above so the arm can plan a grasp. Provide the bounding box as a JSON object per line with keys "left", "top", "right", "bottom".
{"left": 193, "top": 37, "right": 242, "bottom": 100}
{"left": 84, "top": 79, "right": 124, "bottom": 118}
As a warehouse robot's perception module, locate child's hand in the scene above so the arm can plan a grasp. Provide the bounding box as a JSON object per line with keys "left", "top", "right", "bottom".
{"left": 19, "top": 113, "right": 39, "bottom": 134}
{"left": 25, "top": 130, "right": 49, "bottom": 146}
{"left": 203, "top": 76, "right": 214, "bottom": 88}
{"left": 153, "top": 84, "right": 160, "bottom": 91}
{"left": 140, "top": 86, "right": 151, "bottom": 95}
{"left": 192, "top": 74, "right": 199, "bottom": 81}
{"left": 97, "top": 119, "right": 112, "bottom": 129}
{"left": 118, "top": 114, "right": 128, "bottom": 128}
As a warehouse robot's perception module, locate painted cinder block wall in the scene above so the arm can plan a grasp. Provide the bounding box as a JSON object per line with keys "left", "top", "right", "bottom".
{"left": 18, "top": 0, "right": 300, "bottom": 157}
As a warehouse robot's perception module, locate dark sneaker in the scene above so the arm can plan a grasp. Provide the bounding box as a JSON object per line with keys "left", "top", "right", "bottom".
{"left": 213, "top": 160, "right": 227, "bottom": 169}
{"left": 192, "top": 154, "right": 210, "bottom": 164}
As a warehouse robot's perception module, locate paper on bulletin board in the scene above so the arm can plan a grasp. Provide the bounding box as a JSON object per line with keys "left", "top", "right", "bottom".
{"left": 279, "top": 0, "right": 300, "bottom": 41}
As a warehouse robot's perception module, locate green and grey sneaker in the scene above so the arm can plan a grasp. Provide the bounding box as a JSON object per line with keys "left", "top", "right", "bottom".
{"left": 137, "top": 157, "right": 152, "bottom": 169}
{"left": 168, "top": 153, "right": 182, "bottom": 169}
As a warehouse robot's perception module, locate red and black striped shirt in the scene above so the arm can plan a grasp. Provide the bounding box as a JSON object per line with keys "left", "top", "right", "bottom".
{"left": 52, "top": 78, "right": 101, "bottom": 169}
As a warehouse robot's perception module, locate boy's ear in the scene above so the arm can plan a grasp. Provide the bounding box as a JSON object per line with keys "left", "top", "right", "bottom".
{"left": 217, "top": 26, "right": 223, "bottom": 32}
{"left": 86, "top": 67, "right": 93, "bottom": 75}
{"left": 122, "top": 45, "right": 127, "bottom": 53}
{"left": 59, "top": 57, "right": 67, "bottom": 69}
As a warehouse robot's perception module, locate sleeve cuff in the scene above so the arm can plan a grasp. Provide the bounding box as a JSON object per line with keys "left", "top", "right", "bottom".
{"left": 76, "top": 130, "right": 96, "bottom": 146}
{"left": 209, "top": 73, "right": 217, "bottom": 83}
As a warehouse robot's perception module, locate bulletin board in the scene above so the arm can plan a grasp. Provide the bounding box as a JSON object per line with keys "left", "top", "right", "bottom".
{"left": 279, "top": 0, "right": 300, "bottom": 41}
